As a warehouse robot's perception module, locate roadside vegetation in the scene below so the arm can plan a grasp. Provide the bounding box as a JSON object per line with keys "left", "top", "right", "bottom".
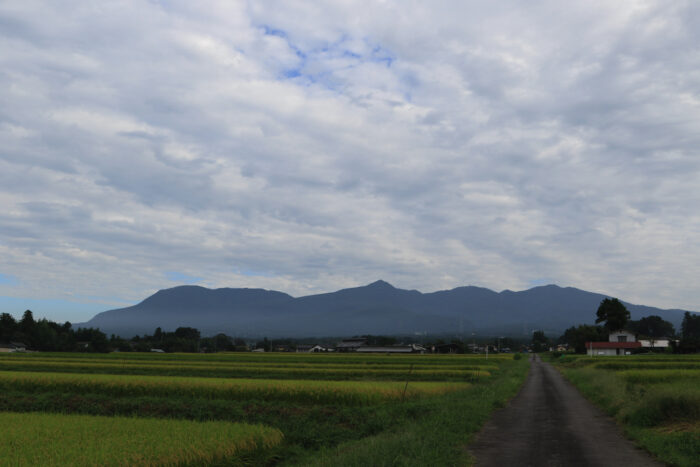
{"left": 0, "top": 351, "right": 528, "bottom": 465}
{"left": 554, "top": 354, "right": 700, "bottom": 467}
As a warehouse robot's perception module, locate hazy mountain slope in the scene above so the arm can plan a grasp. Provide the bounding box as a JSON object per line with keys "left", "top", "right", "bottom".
{"left": 76, "top": 282, "right": 696, "bottom": 338}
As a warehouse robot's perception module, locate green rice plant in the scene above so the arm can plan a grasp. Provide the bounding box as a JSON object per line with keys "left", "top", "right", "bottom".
{"left": 0, "top": 411, "right": 283, "bottom": 466}
{"left": 0, "top": 371, "right": 472, "bottom": 404}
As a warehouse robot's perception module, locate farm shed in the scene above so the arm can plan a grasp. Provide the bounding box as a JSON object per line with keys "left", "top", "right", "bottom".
{"left": 0, "top": 342, "right": 26, "bottom": 352}
{"left": 638, "top": 338, "right": 673, "bottom": 349}
{"left": 335, "top": 338, "right": 367, "bottom": 352}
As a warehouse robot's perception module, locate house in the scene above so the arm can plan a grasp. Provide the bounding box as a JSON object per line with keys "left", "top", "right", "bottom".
{"left": 335, "top": 338, "right": 367, "bottom": 352}
{"left": 586, "top": 330, "right": 641, "bottom": 356}
{"left": 0, "top": 342, "right": 26, "bottom": 353}
{"left": 609, "top": 330, "right": 635, "bottom": 343}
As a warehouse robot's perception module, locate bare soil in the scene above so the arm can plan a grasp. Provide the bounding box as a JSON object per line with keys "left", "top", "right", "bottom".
{"left": 468, "top": 354, "right": 664, "bottom": 467}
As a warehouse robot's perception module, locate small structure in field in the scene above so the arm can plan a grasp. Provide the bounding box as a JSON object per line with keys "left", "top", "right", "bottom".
{"left": 0, "top": 342, "right": 26, "bottom": 353}
{"left": 355, "top": 344, "right": 426, "bottom": 354}
{"left": 335, "top": 338, "right": 367, "bottom": 352}
{"left": 296, "top": 344, "right": 328, "bottom": 353}
{"left": 637, "top": 338, "right": 673, "bottom": 350}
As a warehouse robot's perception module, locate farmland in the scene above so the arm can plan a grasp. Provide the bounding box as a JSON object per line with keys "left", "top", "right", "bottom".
{"left": 0, "top": 351, "right": 528, "bottom": 465}
{"left": 555, "top": 354, "right": 700, "bottom": 467}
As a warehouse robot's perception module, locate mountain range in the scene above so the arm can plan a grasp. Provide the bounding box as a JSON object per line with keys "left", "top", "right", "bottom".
{"left": 75, "top": 281, "right": 697, "bottom": 338}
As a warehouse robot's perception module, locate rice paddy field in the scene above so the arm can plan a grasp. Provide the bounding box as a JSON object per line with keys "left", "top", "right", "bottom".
{"left": 555, "top": 354, "right": 700, "bottom": 467}
{"left": 0, "top": 351, "right": 528, "bottom": 466}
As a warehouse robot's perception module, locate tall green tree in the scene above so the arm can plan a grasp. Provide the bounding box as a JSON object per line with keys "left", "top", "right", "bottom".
{"left": 679, "top": 312, "right": 700, "bottom": 353}
{"left": 595, "top": 298, "right": 630, "bottom": 331}
{"left": 531, "top": 330, "right": 549, "bottom": 352}
{"left": 627, "top": 315, "right": 675, "bottom": 338}
{"left": 560, "top": 324, "right": 608, "bottom": 353}
{"left": 0, "top": 313, "right": 17, "bottom": 342}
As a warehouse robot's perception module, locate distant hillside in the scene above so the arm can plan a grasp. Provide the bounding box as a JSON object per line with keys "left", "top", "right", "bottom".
{"left": 76, "top": 281, "right": 697, "bottom": 338}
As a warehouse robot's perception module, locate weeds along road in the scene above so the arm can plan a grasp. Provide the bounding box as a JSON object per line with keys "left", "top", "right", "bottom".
{"left": 469, "top": 354, "right": 663, "bottom": 467}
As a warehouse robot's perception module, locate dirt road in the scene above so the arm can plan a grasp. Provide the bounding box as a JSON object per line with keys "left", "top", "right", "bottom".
{"left": 469, "top": 355, "right": 663, "bottom": 466}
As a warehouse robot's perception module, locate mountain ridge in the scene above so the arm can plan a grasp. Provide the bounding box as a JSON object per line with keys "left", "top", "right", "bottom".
{"left": 76, "top": 282, "right": 697, "bottom": 338}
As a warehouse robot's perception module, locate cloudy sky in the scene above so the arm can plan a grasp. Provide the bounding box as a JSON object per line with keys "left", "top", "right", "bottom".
{"left": 1, "top": 0, "right": 699, "bottom": 322}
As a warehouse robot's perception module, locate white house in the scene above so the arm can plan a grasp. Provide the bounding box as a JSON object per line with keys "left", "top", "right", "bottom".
{"left": 586, "top": 330, "right": 641, "bottom": 356}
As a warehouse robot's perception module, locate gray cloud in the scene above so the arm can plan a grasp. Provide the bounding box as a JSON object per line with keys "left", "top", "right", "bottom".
{"left": 1, "top": 0, "right": 699, "bottom": 321}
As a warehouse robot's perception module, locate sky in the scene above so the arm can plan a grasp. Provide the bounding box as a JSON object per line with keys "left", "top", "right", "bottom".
{"left": 1, "top": 0, "right": 699, "bottom": 323}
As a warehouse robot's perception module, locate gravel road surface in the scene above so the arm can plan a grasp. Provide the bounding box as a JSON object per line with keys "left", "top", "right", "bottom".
{"left": 469, "top": 354, "right": 663, "bottom": 467}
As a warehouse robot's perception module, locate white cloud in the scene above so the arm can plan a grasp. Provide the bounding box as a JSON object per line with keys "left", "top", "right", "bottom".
{"left": 0, "top": 0, "right": 699, "bottom": 321}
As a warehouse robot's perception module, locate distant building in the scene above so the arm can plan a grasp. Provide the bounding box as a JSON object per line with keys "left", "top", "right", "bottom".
{"left": 296, "top": 344, "right": 328, "bottom": 353}
{"left": 0, "top": 342, "right": 26, "bottom": 353}
{"left": 355, "top": 344, "right": 426, "bottom": 354}
{"left": 335, "top": 338, "right": 367, "bottom": 352}
{"left": 586, "top": 330, "right": 641, "bottom": 356}
{"left": 608, "top": 330, "right": 635, "bottom": 343}
{"left": 433, "top": 343, "right": 463, "bottom": 354}
{"left": 638, "top": 338, "right": 673, "bottom": 349}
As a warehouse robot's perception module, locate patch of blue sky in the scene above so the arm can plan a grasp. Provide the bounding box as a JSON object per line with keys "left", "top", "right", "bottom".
{"left": 282, "top": 68, "right": 302, "bottom": 79}
{"left": 0, "top": 273, "right": 18, "bottom": 285}
{"left": 369, "top": 45, "right": 394, "bottom": 66}
{"left": 0, "top": 296, "right": 122, "bottom": 323}
{"left": 260, "top": 25, "right": 287, "bottom": 38}
{"left": 165, "top": 271, "right": 203, "bottom": 283}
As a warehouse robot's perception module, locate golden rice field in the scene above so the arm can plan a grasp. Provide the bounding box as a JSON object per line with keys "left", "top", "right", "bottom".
{"left": 0, "top": 370, "right": 472, "bottom": 404}
{"left": 0, "top": 412, "right": 283, "bottom": 466}
{"left": 0, "top": 351, "right": 525, "bottom": 465}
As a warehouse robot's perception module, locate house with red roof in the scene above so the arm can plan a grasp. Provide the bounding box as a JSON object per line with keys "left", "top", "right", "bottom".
{"left": 586, "top": 330, "right": 641, "bottom": 356}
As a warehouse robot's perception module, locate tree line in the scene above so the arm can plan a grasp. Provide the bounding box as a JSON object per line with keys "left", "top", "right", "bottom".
{"left": 0, "top": 311, "right": 247, "bottom": 353}
{"left": 1, "top": 310, "right": 109, "bottom": 352}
